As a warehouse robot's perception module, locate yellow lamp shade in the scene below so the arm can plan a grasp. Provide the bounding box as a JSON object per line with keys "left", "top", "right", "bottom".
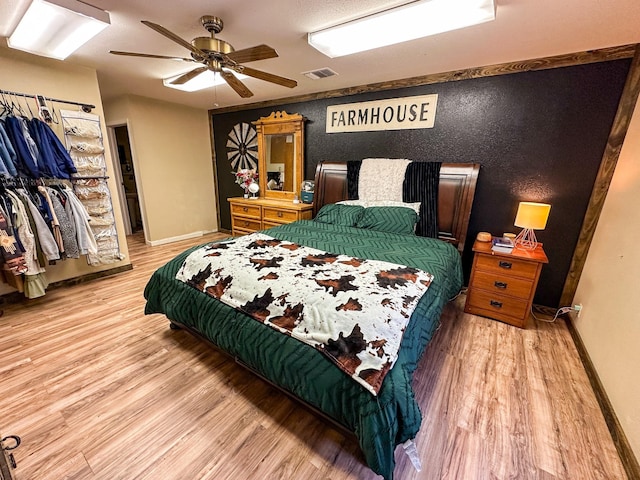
{"left": 514, "top": 202, "right": 551, "bottom": 230}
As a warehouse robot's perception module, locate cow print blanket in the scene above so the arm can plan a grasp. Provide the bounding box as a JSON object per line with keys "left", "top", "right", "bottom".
{"left": 175, "top": 233, "right": 434, "bottom": 395}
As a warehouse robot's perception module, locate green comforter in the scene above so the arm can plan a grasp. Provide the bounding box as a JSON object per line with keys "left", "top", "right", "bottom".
{"left": 144, "top": 220, "right": 463, "bottom": 479}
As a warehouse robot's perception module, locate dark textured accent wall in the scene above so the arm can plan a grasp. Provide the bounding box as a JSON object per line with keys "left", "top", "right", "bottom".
{"left": 212, "top": 59, "right": 631, "bottom": 308}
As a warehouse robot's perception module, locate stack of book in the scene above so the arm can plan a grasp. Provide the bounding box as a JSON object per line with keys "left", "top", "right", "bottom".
{"left": 491, "top": 236, "right": 515, "bottom": 253}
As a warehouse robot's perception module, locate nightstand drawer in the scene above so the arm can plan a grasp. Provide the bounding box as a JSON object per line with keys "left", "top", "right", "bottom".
{"left": 263, "top": 207, "right": 298, "bottom": 223}
{"left": 472, "top": 270, "right": 534, "bottom": 300}
{"left": 466, "top": 289, "right": 529, "bottom": 323}
{"left": 231, "top": 203, "right": 261, "bottom": 219}
{"left": 232, "top": 217, "right": 262, "bottom": 232}
{"left": 475, "top": 254, "right": 539, "bottom": 279}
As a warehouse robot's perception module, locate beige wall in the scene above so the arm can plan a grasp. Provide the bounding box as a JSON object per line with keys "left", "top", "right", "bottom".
{"left": 103, "top": 95, "right": 217, "bottom": 244}
{"left": 573, "top": 96, "right": 640, "bottom": 458}
{"left": 0, "top": 46, "right": 131, "bottom": 295}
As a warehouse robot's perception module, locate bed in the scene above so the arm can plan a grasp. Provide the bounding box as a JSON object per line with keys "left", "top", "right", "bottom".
{"left": 143, "top": 161, "right": 479, "bottom": 479}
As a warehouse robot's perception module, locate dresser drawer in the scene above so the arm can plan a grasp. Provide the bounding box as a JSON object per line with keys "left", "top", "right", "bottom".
{"left": 231, "top": 203, "right": 261, "bottom": 219}
{"left": 471, "top": 270, "right": 534, "bottom": 300}
{"left": 474, "top": 254, "right": 539, "bottom": 279}
{"left": 232, "top": 217, "right": 262, "bottom": 232}
{"left": 263, "top": 207, "right": 298, "bottom": 223}
{"left": 466, "top": 289, "right": 529, "bottom": 325}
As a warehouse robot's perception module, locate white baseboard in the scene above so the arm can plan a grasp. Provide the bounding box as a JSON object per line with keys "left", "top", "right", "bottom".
{"left": 145, "top": 229, "right": 219, "bottom": 247}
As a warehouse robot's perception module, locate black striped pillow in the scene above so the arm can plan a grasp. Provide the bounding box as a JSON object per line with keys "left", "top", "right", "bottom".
{"left": 315, "top": 204, "right": 365, "bottom": 227}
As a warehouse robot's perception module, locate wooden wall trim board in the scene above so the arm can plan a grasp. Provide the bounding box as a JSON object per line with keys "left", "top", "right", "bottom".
{"left": 560, "top": 44, "right": 640, "bottom": 306}
{"left": 211, "top": 44, "right": 637, "bottom": 115}
{"left": 208, "top": 112, "right": 222, "bottom": 233}
{"left": 565, "top": 314, "right": 640, "bottom": 480}
{"left": 145, "top": 230, "right": 219, "bottom": 247}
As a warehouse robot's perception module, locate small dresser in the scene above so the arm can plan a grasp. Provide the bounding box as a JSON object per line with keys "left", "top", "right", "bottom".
{"left": 228, "top": 197, "right": 313, "bottom": 236}
{"left": 464, "top": 238, "right": 548, "bottom": 328}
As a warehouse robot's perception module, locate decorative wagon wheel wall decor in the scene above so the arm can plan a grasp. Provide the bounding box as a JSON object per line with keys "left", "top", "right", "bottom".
{"left": 226, "top": 122, "right": 258, "bottom": 171}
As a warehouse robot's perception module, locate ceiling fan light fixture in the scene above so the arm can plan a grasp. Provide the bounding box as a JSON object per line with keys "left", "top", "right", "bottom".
{"left": 8, "top": 0, "right": 110, "bottom": 60}
{"left": 308, "top": 0, "right": 495, "bottom": 58}
{"left": 163, "top": 69, "right": 248, "bottom": 92}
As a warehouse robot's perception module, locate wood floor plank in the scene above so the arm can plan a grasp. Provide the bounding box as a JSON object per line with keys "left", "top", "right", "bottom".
{"left": 0, "top": 232, "right": 629, "bottom": 480}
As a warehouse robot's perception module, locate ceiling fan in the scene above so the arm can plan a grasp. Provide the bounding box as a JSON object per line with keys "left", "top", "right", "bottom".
{"left": 110, "top": 15, "right": 297, "bottom": 98}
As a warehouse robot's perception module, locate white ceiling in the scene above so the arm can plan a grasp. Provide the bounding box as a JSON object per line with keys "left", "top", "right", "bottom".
{"left": 1, "top": 0, "right": 639, "bottom": 111}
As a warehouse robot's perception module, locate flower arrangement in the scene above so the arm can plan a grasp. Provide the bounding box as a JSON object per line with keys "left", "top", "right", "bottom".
{"left": 234, "top": 169, "right": 259, "bottom": 192}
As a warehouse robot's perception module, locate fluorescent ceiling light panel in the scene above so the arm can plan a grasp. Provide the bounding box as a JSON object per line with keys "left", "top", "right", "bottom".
{"left": 163, "top": 70, "right": 249, "bottom": 92}
{"left": 8, "top": 0, "right": 110, "bottom": 60}
{"left": 308, "top": 0, "right": 495, "bottom": 58}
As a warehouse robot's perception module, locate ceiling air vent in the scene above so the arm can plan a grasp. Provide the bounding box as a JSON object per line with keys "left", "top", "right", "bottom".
{"left": 302, "top": 67, "right": 338, "bottom": 80}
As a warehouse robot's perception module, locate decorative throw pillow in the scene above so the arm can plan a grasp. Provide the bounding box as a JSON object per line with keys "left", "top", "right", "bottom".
{"left": 314, "top": 204, "right": 365, "bottom": 227}
{"left": 355, "top": 206, "right": 419, "bottom": 235}
{"left": 338, "top": 199, "right": 422, "bottom": 215}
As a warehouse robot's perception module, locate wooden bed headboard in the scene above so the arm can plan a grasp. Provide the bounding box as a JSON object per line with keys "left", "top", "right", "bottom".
{"left": 313, "top": 162, "right": 480, "bottom": 253}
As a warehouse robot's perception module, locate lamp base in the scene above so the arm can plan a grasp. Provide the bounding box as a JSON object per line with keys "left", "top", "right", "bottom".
{"left": 514, "top": 228, "right": 539, "bottom": 250}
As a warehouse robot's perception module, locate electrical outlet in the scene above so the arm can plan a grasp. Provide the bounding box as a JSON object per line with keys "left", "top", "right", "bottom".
{"left": 573, "top": 303, "right": 583, "bottom": 318}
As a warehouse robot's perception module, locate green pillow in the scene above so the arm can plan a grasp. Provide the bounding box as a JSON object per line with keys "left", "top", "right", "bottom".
{"left": 356, "top": 206, "right": 418, "bottom": 235}
{"left": 314, "top": 204, "right": 364, "bottom": 227}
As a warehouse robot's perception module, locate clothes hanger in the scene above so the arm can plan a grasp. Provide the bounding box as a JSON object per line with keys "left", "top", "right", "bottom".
{"left": 24, "top": 96, "right": 35, "bottom": 119}
{"left": 0, "top": 92, "right": 11, "bottom": 117}
{"left": 10, "top": 94, "right": 25, "bottom": 117}
{"left": 49, "top": 101, "right": 60, "bottom": 124}
{"left": 15, "top": 94, "right": 31, "bottom": 118}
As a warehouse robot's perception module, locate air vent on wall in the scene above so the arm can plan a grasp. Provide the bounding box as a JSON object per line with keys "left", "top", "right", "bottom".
{"left": 302, "top": 67, "right": 338, "bottom": 80}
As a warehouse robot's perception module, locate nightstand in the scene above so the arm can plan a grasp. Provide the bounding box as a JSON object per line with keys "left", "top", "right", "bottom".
{"left": 464, "top": 238, "right": 548, "bottom": 328}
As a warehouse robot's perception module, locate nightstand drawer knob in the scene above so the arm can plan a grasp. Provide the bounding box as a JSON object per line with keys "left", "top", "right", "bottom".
{"left": 242, "top": 207, "right": 249, "bottom": 212}
{"left": 277, "top": 212, "right": 283, "bottom": 218}
{"left": 494, "top": 281, "right": 508, "bottom": 289}
{"left": 498, "top": 261, "right": 512, "bottom": 269}
{"left": 489, "top": 300, "right": 503, "bottom": 308}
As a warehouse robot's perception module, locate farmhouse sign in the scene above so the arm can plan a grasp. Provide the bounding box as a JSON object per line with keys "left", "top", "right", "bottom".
{"left": 326, "top": 94, "right": 438, "bottom": 133}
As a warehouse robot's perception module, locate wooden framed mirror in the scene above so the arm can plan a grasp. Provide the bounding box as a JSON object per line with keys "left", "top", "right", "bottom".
{"left": 254, "top": 111, "right": 305, "bottom": 201}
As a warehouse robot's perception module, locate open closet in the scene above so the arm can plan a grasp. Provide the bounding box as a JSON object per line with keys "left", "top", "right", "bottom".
{"left": 0, "top": 88, "right": 123, "bottom": 299}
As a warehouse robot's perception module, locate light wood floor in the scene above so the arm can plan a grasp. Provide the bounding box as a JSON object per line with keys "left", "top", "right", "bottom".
{"left": 0, "top": 233, "right": 627, "bottom": 480}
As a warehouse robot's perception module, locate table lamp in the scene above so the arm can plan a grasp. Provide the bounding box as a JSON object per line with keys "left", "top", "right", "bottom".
{"left": 514, "top": 202, "right": 551, "bottom": 250}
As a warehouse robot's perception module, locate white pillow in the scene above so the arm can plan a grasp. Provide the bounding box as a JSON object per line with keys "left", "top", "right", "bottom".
{"left": 337, "top": 200, "right": 421, "bottom": 215}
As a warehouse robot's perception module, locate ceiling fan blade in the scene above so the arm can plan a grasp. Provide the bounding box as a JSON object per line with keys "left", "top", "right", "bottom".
{"left": 141, "top": 20, "right": 206, "bottom": 59}
{"left": 221, "top": 71, "right": 253, "bottom": 98}
{"left": 226, "top": 44, "right": 278, "bottom": 64}
{"left": 238, "top": 66, "right": 297, "bottom": 89}
{"left": 110, "top": 50, "right": 195, "bottom": 62}
{"left": 170, "top": 66, "right": 209, "bottom": 85}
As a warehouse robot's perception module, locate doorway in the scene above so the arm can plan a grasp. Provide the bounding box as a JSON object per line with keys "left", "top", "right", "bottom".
{"left": 113, "top": 126, "right": 143, "bottom": 233}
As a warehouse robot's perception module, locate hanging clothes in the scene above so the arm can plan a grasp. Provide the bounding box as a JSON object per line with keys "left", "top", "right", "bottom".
{"left": 30, "top": 119, "right": 77, "bottom": 178}
{"left": 0, "top": 206, "right": 28, "bottom": 275}
{"left": 0, "top": 92, "right": 120, "bottom": 298}
{"left": 38, "top": 186, "right": 64, "bottom": 254}
{"left": 44, "top": 186, "right": 79, "bottom": 259}
{"left": 0, "top": 121, "right": 19, "bottom": 177}
{"left": 27, "top": 119, "right": 60, "bottom": 178}
{"left": 16, "top": 188, "right": 60, "bottom": 262}
{"left": 4, "top": 116, "right": 40, "bottom": 178}
{"left": 0, "top": 193, "right": 23, "bottom": 253}
{"left": 4, "top": 190, "right": 48, "bottom": 298}
{"left": 61, "top": 186, "right": 97, "bottom": 258}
